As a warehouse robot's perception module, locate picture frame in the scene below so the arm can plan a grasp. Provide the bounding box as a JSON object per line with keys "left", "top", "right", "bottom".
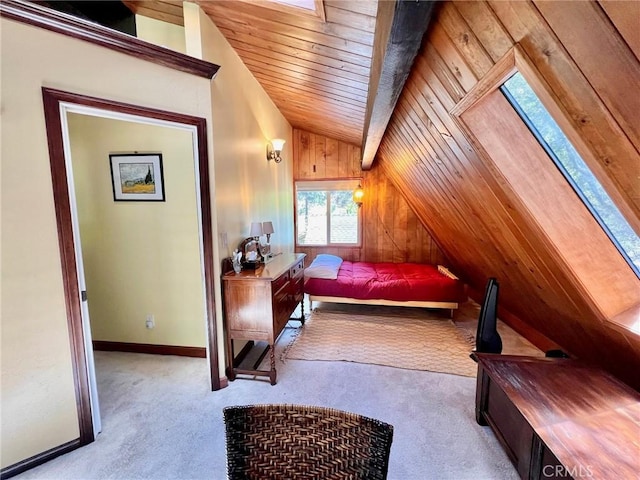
{"left": 109, "top": 153, "right": 165, "bottom": 201}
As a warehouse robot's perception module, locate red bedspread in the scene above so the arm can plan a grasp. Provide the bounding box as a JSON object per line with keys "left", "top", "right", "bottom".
{"left": 304, "top": 261, "right": 465, "bottom": 303}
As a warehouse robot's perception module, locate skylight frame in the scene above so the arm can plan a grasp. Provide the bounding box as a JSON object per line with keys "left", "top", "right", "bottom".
{"left": 449, "top": 44, "right": 640, "bottom": 333}
{"left": 500, "top": 73, "right": 639, "bottom": 278}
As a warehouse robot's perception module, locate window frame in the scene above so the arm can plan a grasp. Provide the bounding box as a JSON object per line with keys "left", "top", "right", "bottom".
{"left": 294, "top": 179, "right": 363, "bottom": 248}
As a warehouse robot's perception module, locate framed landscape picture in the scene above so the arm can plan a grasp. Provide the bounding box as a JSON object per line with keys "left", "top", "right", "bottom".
{"left": 109, "top": 153, "right": 165, "bottom": 201}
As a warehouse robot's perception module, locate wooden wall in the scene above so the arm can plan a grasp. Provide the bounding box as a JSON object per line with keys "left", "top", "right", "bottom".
{"left": 376, "top": 1, "right": 640, "bottom": 389}
{"left": 293, "top": 128, "right": 447, "bottom": 266}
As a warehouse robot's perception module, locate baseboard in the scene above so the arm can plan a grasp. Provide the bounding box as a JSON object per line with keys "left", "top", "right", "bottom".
{"left": 1, "top": 439, "right": 80, "bottom": 479}
{"left": 93, "top": 341, "right": 206, "bottom": 358}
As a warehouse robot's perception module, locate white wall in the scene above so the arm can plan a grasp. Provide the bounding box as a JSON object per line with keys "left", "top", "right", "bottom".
{"left": 183, "top": 3, "right": 295, "bottom": 371}
{"left": 0, "top": 17, "right": 213, "bottom": 468}
{"left": 136, "top": 14, "right": 186, "bottom": 53}
{"left": 68, "top": 114, "right": 206, "bottom": 347}
{"left": 185, "top": 2, "right": 294, "bottom": 254}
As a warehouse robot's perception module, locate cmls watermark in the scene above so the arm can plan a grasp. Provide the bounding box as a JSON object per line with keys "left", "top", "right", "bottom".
{"left": 543, "top": 465, "right": 594, "bottom": 478}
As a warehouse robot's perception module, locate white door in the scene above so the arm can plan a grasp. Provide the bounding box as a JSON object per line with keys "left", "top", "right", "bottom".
{"left": 75, "top": 241, "right": 102, "bottom": 436}
{"left": 62, "top": 109, "right": 102, "bottom": 436}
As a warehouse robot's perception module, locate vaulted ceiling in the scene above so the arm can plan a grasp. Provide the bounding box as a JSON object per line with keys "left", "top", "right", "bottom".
{"left": 123, "top": 0, "right": 435, "bottom": 159}
{"left": 124, "top": 0, "right": 377, "bottom": 146}
{"left": 199, "top": 0, "right": 376, "bottom": 146}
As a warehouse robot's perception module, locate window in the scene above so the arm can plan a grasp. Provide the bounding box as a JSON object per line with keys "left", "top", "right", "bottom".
{"left": 241, "top": 0, "right": 326, "bottom": 21}
{"left": 501, "top": 72, "right": 640, "bottom": 278}
{"left": 296, "top": 180, "right": 361, "bottom": 246}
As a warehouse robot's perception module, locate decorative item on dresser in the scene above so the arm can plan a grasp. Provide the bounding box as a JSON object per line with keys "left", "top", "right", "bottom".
{"left": 222, "top": 253, "right": 305, "bottom": 385}
{"left": 240, "top": 222, "right": 264, "bottom": 269}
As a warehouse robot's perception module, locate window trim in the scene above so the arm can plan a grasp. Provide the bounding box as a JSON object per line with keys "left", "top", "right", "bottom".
{"left": 294, "top": 179, "right": 363, "bottom": 248}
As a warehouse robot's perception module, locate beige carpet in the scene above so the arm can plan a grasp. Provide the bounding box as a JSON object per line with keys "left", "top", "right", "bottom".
{"left": 284, "top": 309, "right": 478, "bottom": 377}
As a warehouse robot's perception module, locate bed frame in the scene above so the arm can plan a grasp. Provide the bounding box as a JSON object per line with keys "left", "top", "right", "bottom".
{"left": 308, "top": 295, "right": 459, "bottom": 318}
{"left": 304, "top": 262, "right": 464, "bottom": 318}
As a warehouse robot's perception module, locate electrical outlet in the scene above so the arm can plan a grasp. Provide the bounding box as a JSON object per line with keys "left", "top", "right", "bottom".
{"left": 146, "top": 314, "right": 155, "bottom": 329}
{"left": 221, "top": 231, "right": 228, "bottom": 248}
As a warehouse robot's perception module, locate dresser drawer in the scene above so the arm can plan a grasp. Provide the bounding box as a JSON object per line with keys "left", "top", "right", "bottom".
{"left": 290, "top": 258, "right": 305, "bottom": 278}
{"left": 272, "top": 270, "right": 290, "bottom": 294}
{"left": 291, "top": 275, "right": 304, "bottom": 297}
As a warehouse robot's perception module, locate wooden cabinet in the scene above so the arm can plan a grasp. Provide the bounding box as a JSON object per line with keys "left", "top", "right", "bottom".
{"left": 222, "top": 253, "right": 305, "bottom": 385}
{"left": 473, "top": 354, "right": 640, "bottom": 479}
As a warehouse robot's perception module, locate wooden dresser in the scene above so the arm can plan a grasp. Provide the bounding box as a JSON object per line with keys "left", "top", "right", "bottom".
{"left": 473, "top": 354, "right": 640, "bottom": 479}
{"left": 222, "top": 253, "right": 305, "bottom": 385}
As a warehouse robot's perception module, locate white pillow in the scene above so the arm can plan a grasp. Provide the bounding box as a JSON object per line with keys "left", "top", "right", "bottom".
{"left": 304, "top": 254, "right": 343, "bottom": 280}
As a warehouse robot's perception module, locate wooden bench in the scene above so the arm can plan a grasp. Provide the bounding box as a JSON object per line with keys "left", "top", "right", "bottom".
{"left": 473, "top": 354, "right": 640, "bottom": 479}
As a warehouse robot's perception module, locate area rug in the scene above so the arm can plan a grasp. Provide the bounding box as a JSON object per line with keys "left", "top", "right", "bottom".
{"left": 283, "top": 309, "right": 477, "bottom": 377}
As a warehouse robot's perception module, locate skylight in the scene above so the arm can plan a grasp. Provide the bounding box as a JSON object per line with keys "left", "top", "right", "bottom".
{"left": 244, "top": 0, "right": 324, "bottom": 19}
{"left": 271, "top": 0, "right": 316, "bottom": 11}
{"left": 501, "top": 72, "right": 640, "bottom": 277}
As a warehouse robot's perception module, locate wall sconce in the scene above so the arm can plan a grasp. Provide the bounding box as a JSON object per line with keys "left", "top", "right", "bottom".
{"left": 267, "top": 138, "right": 286, "bottom": 163}
{"left": 353, "top": 183, "right": 364, "bottom": 208}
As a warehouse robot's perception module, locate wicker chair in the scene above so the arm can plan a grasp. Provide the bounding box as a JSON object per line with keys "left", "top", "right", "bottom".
{"left": 223, "top": 404, "right": 394, "bottom": 480}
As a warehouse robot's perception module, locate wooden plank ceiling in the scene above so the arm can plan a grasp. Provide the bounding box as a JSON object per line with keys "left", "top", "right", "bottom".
{"left": 124, "top": 0, "right": 378, "bottom": 146}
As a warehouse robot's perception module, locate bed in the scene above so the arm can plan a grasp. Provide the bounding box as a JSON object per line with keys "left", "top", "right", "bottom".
{"left": 304, "top": 255, "right": 466, "bottom": 315}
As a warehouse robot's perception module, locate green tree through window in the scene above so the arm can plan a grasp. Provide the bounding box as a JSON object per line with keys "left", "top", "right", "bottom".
{"left": 296, "top": 181, "right": 360, "bottom": 246}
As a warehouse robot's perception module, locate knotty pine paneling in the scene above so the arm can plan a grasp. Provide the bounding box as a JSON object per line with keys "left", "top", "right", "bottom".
{"left": 128, "top": 0, "right": 375, "bottom": 145}
{"left": 199, "top": 1, "right": 375, "bottom": 145}
{"left": 293, "top": 129, "right": 447, "bottom": 268}
{"left": 376, "top": 1, "right": 640, "bottom": 389}
{"left": 598, "top": 0, "right": 640, "bottom": 61}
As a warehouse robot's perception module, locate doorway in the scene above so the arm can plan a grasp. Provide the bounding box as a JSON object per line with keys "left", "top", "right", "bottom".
{"left": 42, "top": 87, "right": 220, "bottom": 445}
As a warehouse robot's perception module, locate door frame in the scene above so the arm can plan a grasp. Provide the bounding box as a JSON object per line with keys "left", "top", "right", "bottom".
{"left": 42, "top": 87, "right": 220, "bottom": 445}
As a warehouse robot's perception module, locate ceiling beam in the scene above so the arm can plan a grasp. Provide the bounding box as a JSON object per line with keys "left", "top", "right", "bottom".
{"left": 361, "top": 0, "right": 437, "bottom": 170}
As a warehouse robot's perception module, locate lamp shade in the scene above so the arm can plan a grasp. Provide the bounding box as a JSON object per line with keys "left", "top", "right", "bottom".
{"left": 262, "top": 221, "right": 274, "bottom": 235}
{"left": 353, "top": 184, "right": 364, "bottom": 206}
{"left": 271, "top": 138, "right": 286, "bottom": 151}
{"left": 249, "top": 222, "right": 263, "bottom": 237}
